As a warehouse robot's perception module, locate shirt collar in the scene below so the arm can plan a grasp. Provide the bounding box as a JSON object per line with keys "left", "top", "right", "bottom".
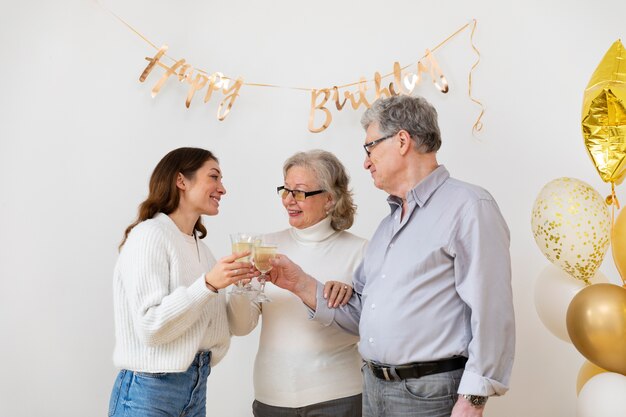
{"left": 387, "top": 165, "right": 450, "bottom": 209}
{"left": 291, "top": 216, "right": 335, "bottom": 243}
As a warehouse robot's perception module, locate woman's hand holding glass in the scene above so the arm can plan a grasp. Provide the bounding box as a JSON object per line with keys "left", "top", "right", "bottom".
{"left": 205, "top": 251, "right": 257, "bottom": 292}
{"left": 266, "top": 254, "right": 319, "bottom": 309}
{"left": 266, "top": 254, "right": 304, "bottom": 291}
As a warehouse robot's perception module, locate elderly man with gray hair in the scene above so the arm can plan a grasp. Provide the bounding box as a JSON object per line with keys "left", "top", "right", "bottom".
{"left": 269, "top": 95, "right": 515, "bottom": 417}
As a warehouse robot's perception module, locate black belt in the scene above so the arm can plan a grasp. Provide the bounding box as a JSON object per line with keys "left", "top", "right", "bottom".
{"left": 365, "top": 356, "right": 467, "bottom": 381}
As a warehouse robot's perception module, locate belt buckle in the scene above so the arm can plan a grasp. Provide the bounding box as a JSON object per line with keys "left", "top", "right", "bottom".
{"left": 367, "top": 362, "right": 393, "bottom": 381}
{"left": 381, "top": 366, "right": 392, "bottom": 381}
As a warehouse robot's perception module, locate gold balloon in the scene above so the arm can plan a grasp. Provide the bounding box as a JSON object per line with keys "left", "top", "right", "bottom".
{"left": 582, "top": 40, "right": 626, "bottom": 185}
{"left": 531, "top": 178, "right": 611, "bottom": 283}
{"left": 566, "top": 283, "right": 626, "bottom": 375}
{"left": 611, "top": 207, "right": 626, "bottom": 286}
{"left": 576, "top": 361, "right": 608, "bottom": 395}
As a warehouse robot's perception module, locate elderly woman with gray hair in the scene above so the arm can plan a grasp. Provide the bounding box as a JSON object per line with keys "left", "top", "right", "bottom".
{"left": 229, "top": 149, "right": 366, "bottom": 417}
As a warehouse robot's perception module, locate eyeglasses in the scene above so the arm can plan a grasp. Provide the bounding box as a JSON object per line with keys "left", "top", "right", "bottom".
{"left": 363, "top": 133, "right": 396, "bottom": 156}
{"left": 277, "top": 186, "right": 325, "bottom": 202}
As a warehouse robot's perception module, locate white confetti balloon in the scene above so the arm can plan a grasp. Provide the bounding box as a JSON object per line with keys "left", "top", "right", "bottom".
{"left": 531, "top": 177, "right": 611, "bottom": 283}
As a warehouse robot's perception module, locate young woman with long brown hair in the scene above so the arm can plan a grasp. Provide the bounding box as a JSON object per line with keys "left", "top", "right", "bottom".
{"left": 108, "top": 147, "right": 256, "bottom": 417}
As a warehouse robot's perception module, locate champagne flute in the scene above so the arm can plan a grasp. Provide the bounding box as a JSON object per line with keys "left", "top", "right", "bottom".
{"left": 229, "top": 233, "right": 256, "bottom": 294}
{"left": 252, "top": 242, "right": 277, "bottom": 303}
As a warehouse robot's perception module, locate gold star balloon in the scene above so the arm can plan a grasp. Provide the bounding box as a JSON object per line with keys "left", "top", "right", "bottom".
{"left": 582, "top": 40, "right": 626, "bottom": 186}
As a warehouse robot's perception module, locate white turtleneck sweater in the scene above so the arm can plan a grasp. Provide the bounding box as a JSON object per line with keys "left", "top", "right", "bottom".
{"left": 229, "top": 217, "right": 367, "bottom": 408}
{"left": 112, "top": 213, "right": 231, "bottom": 372}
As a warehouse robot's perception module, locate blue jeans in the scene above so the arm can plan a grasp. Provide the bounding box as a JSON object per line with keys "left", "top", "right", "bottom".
{"left": 108, "top": 351, "right": 212, "bottom": 417}
{"left": 362, "top": 364, "right": 462, "bottom": 417}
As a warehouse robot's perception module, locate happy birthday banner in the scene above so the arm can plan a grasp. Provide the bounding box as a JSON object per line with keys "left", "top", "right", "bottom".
{"left": 100, "top": 2, "right": 483, "bottom": 133}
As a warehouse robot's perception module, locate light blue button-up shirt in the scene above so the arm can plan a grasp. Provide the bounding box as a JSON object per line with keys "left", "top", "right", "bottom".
{"left": 312, "top": 165, "right": 514, "bottom": 396}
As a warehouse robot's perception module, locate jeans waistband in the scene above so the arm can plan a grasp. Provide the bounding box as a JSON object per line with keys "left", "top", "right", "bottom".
{"left": 191, "top": 351, "right": 212, "bottom": 367}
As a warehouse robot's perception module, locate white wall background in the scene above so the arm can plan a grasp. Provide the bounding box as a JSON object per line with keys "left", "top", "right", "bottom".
{"left": 1, "top": 0, "right": 624, "bottom": 416}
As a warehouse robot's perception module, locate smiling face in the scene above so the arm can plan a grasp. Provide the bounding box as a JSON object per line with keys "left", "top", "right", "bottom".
{"left": 363, "top": 121, "right": 399, "bottom": 192}
{"left": 282, "top": 165, "right": 331, "bottom": 229}
{"left": 179, "top": 159, "right": 226, "bottom": 217}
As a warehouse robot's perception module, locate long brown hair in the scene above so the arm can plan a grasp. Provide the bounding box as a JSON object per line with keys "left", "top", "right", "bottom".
{"left": 119, "top": 147, "right": 218, "bottom": 250}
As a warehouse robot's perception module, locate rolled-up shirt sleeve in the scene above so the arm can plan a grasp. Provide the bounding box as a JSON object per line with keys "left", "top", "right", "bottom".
{"left": 453, "top": 199, "right": 515, "bottom": 396}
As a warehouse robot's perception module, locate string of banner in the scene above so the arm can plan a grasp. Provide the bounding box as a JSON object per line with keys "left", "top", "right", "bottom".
{"left": 98, "top": 2, "right": 484, "bottom": 133}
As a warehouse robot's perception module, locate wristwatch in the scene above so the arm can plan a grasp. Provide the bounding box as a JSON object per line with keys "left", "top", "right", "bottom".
{"left": 462, "top": 394, "right": 488, "bottom": 408}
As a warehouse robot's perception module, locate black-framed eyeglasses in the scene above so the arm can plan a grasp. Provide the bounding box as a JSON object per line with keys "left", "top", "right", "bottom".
{"left": 363, "top": 133, "right": 396, "bottom": 156}
{"left": 277, "top": 186, "right": 325, "bottom": 202}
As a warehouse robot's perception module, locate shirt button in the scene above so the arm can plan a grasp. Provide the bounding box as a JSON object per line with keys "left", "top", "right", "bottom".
{"left": 394, "top": 215, "right": 398, "bottom": 220}
{"left": 369, "top": 337, "right": 374, "bottom": 343}
{"left": 371, "top": 304, "right": 376, "bottom": 309}
{"left": 381, "top": 274, "right": 386, "bottom": 279}
{"left": 389, "top": 243, "right": 394, "bottom": 248}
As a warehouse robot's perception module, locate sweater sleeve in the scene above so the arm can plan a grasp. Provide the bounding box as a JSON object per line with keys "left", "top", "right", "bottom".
{"left": 120, "top": 225, "right": 217, "bottom": 347}
{"left": 227, "top": 294, "right": 261, "bottom": 336}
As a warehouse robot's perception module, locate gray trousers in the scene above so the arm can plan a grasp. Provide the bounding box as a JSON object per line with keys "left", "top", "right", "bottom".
{"left": 252, "top": 394, "right": 362, "bottom": 417}
{"left": 362, "top": 365, "right": 463, "bottom": 417}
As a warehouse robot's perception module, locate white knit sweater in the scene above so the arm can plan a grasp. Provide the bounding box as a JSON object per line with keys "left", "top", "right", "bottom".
{"left": 112, "top": 213, "right": 230, "bottom": 372}
{"left": 229, "top": 217, "right": 367, "bottom": 407}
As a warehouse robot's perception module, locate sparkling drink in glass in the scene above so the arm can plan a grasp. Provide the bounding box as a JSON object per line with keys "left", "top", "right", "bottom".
{"left": 229, "top": 233, "right": 257, "bottom": 294}
{"left": 252, "top": 243, "right": 277, "bottom": 303}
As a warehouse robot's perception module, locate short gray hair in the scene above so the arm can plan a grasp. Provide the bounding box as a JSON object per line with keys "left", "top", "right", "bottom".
{"left": 283, "top": 150, "right": 356, "bottom": 231}
{"left": 361, "top": 95, "right": 441, "bottom": 153}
